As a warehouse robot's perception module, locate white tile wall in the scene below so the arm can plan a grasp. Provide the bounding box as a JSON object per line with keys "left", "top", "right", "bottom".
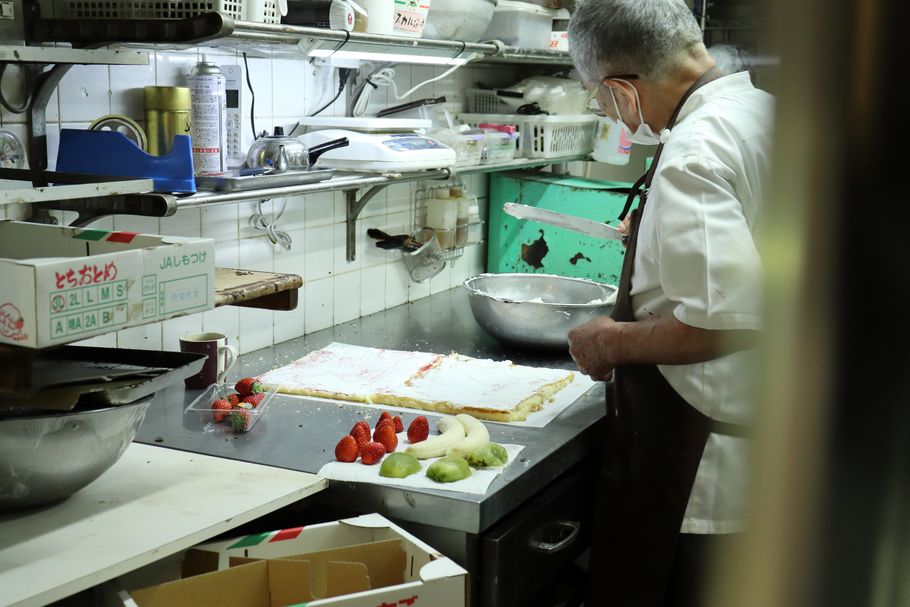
{"left": 2, "top": 46, "right": 498, "bottom": 356}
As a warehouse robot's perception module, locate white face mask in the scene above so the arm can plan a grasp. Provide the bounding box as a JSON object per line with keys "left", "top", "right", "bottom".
{"left": 609, "top": 81, "right": 662, "bottom": 146}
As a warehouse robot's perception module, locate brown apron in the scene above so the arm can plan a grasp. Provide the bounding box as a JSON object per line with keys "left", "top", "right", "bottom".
{"left": 587, "top": 68, "right": 744, "bottom": 607}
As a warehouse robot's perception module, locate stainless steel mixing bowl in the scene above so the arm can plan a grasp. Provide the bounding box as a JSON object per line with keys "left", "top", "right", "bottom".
{"left": 463, "top": 273, "right": 617, "bottom": 349}
{"left": 0, "top": 396, "right": 153, "bottom": 511}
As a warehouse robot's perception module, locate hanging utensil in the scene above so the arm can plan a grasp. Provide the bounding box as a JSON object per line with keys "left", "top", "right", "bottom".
{"left": 367, "top": 228, "right": 421, "bottom": 251}
{"left": 503, "top": 202, "right": 624, "bottom": 241}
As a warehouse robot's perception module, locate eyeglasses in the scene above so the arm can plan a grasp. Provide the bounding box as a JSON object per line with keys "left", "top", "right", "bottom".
{"left": 585, "top": 74, "right": 639, "bottom": 118}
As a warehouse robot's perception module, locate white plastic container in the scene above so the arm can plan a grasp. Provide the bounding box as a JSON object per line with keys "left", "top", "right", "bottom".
{"left": 480, "top": 0, "right": 560, "bottom": 50}
{"left": 361, "top": 0, "right": 395, "bottom": 34}
{"left": 592, "top": 117, "right": 632, "bottom": 166}
{"left": 426, "top": 188, "right": 458, "bottom": 249}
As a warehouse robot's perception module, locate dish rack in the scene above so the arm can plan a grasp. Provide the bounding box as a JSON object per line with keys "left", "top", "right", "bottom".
{"left": 458, "top": 113, "right": 598, "bottom": 159}
{"left": 52, "top": 0, "right": 282, "bottom": 23}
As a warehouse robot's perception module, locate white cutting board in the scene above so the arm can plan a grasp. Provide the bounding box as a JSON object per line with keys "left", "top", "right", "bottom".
{"left": 0, "top": 444, "right": 326, "bottom": 607}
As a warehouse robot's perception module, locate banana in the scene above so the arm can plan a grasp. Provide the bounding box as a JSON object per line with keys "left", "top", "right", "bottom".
{"left": 405, "top": 415, "right": 466, "bottom": 459}
{"left": 445, "top": 413, "right": 491, "bottom": 459}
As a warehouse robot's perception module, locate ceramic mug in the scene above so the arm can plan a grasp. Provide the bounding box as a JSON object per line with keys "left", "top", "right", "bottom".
{"left": 179, "top": 332, "right": 238, "bottom": 389}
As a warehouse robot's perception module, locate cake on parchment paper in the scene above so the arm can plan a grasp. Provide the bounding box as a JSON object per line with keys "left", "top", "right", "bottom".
{"left": 258, "top": 342, "right": 574, "bottom": 422}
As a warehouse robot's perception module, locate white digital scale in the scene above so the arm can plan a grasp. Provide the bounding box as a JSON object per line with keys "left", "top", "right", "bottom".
{"left": 297, "top": 118, "right": 456, "bottom": 172}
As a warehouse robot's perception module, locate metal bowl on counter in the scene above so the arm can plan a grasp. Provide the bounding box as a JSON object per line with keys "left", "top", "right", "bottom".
{"left": 0, "top": 396, "right": 153, "bottom": 511}
{"left": 463, "top": 273, "right": 617, "bottom": 349}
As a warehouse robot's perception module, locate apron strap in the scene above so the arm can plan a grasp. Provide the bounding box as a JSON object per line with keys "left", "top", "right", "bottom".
{"left": 617, "top": 67, "right": 723, "bottom": 222}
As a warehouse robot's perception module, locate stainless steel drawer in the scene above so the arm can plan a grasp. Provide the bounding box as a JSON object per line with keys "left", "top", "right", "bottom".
{"left": 479, "top": 457, "right": 597, "bottom": 607}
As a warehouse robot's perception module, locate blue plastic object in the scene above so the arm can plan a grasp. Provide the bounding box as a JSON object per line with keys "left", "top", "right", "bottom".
{"left": 56, "top": 129, "right": 196, "bottom": 193}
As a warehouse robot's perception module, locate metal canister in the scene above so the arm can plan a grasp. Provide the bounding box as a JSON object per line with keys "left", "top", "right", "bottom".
{"left": 187, "top": 57, "right": 227, "bottom": 175}
{"left": 143, "top": 86, "right": 191, "bottom": 156}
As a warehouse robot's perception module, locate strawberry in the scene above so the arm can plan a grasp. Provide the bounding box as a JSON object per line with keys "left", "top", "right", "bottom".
{"left": 242, "top": 393, "right": 266, "bottom": 408}
{"left": 376, "top": 411, "right": 392, "bottom": 428}
{"left": 211, "top": 399, "right": 232, "bottom": 422}
{"left": 227, "top": 393, "right": 242, "bottom": 407}
{"left": 392, "top": 415, "right": 404, "bottom": 433}
{"left": 227, "top": 409, "right": 251, "bottom": 433}
{"left": 374, "top": 423, "right": 398, "bottom": 452}
{"left": 335, "top": 435, "right": 359, "bottom": 462}
{"left": 350, "top": 421, "right": 371, "bottom": 446}
{"left": 234, "top": 377, "right": 263, "bottom": 396}
{"left": 360, "top": 441, "right": 386, "bottom": 465}
{"left": 407, "top": 416, "right": 429, "bottom": 443}
{"left": 373, "top": 418, "right": 394, "bottom": 441}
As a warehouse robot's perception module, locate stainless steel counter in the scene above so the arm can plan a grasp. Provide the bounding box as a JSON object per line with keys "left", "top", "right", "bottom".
{"left": 135, "top": 287, "right": 606, "bottom": 536}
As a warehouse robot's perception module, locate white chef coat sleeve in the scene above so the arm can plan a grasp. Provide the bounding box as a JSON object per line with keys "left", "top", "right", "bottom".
{"left": 651, "top": 154, "right": 763, "bottom": 331}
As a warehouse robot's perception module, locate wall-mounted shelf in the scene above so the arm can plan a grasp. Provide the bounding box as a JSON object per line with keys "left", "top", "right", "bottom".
{"left": 173, "top": 154, "right": 588, "bottom": 260}
{"left": 215, "top": 267, "right": 302, "bottom": 311}
{"left": 211, "top": 20, "right": 575, "bottom": 66}
{"left": 0, "top": 46, "right": 148, "bottom": 64}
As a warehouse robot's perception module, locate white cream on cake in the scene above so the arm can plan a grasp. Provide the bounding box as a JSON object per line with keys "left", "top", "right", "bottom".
{"left": 258, "top": 342, "right": 443, "bottom": 401}
{"left": 259, "top": 342, "right": 575, "bottom": 422}
{"left": 393, "top": 355, "right": 571, "bottom": 411}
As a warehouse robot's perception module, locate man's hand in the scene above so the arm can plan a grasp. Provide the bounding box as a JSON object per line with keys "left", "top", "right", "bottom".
{"left": 568, "top": 316, "right": 622, "bottom": 381}
{"left": 568, "top": 314, "right": 761, "bottom": 381}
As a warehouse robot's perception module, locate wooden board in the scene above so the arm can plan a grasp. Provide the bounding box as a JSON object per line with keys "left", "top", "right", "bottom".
{"left": 215, "top": 267, "right": 302, "bottom": 310}
{"left": 0, "top": 443, "right": 326, "bottom": 607}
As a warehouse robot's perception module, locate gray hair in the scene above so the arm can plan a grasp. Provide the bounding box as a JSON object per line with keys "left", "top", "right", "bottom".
{"left": 569, "top": 0, "right": 705, "bottom": 84}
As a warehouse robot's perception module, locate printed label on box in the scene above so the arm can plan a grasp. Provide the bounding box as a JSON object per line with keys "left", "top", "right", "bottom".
{"left": 0, "top": 221, "right": 215, "bottom": 348}
{"left": 159, "top": 274, "right": 209, "bottom": 315}
{"left": 393, "top": 0, "right": 429, "bottom": 33}
{"left": 142, "top": 274, "right": 157, "bottom": 296}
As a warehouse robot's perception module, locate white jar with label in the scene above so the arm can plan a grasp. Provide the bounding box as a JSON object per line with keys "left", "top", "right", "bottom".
{"left": 426, "top": 187, "right": 457, "bottom": 250}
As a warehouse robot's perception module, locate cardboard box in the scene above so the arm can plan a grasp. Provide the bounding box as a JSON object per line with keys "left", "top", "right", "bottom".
{"left": 0, "top": 221, "right": 214, "bottom": 348}
{"left": 118, "top": 513, "right": 468, "bottom": 607}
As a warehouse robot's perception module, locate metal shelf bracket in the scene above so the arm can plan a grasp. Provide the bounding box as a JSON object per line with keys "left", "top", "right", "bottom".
{"left": 346, "top": 185, "right": 389, "bottom": 262}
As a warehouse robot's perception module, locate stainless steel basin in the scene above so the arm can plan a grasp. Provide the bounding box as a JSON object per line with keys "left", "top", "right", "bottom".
{"left": 0, "top": 396, "right": 153, "bottom": 511}
{"left": 463, "top": 273, "right": 616, "bottom": 349}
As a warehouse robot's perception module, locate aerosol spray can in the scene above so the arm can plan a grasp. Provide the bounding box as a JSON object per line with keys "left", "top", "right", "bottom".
{"left": 187, "top": 56, "right": 227, "bottom": 174}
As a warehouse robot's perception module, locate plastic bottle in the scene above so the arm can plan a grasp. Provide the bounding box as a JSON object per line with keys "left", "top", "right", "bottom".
{"left": 187, "top": 56, "right": 227, "bottom": 174}
{"left": 451, "top": 185, "right": 470, "bottom": 247}
{"left": 466, "top": 197, "right": 483, "bottom": 244}
{"left": 592, "top": 116, "right": 631, "bottom": 166}
{"left": 426, "top": 187, "right": 456, "bottom": 250}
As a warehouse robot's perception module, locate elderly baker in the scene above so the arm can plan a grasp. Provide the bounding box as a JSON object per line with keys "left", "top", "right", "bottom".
{"left": 566, "top": 0, "right": 774, "bottom": 605}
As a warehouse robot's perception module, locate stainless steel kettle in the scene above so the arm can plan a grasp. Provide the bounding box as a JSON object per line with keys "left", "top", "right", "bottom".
{"left": 245, "top": 127, "right": 349, "bottom": 172}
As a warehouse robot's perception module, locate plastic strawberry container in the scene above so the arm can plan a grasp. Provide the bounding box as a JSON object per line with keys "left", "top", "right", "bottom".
{"left": 185, "top": 383, "right": 276, "bottom": 433}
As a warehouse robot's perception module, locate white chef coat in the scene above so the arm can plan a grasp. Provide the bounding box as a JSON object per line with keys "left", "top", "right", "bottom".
{"left": 630, "top": 71, "right": 774, "bottom": 534}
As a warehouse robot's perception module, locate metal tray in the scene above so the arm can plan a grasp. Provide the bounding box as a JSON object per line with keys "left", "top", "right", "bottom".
{"left": 195, "top": 168, "right": 336, "bottom": 192}
{"left": 0, "top": 346, "right": 207, "bottom": 409}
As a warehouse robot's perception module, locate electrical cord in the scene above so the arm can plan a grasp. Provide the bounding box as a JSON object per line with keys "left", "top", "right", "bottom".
{"left": 248, "top": 198, "right": 292, "bottom": 250}
{"left": 351, "top": 63, "right": 466, "bottom": 117}
{"left": 0, "top": 64, "right": 32, "bottom": 114}
{"left": 310, "top": 67, "right": 353, "bottom": 117}
{"left": 241, "top": 53, "right": 257, "bottom": 139}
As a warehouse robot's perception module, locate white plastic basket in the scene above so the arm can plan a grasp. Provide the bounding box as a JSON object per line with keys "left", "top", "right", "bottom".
{"left": 520, "top": 114, "right": 599, "bottom": 158}
{"left": 53, "top": 0, "right": 281, "bottom": 23}
{"left": 459, "top": 113, "right": 598, "bottom": 159}
{"left": 465, "top": 89, "right": 517, "bottom": 115}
